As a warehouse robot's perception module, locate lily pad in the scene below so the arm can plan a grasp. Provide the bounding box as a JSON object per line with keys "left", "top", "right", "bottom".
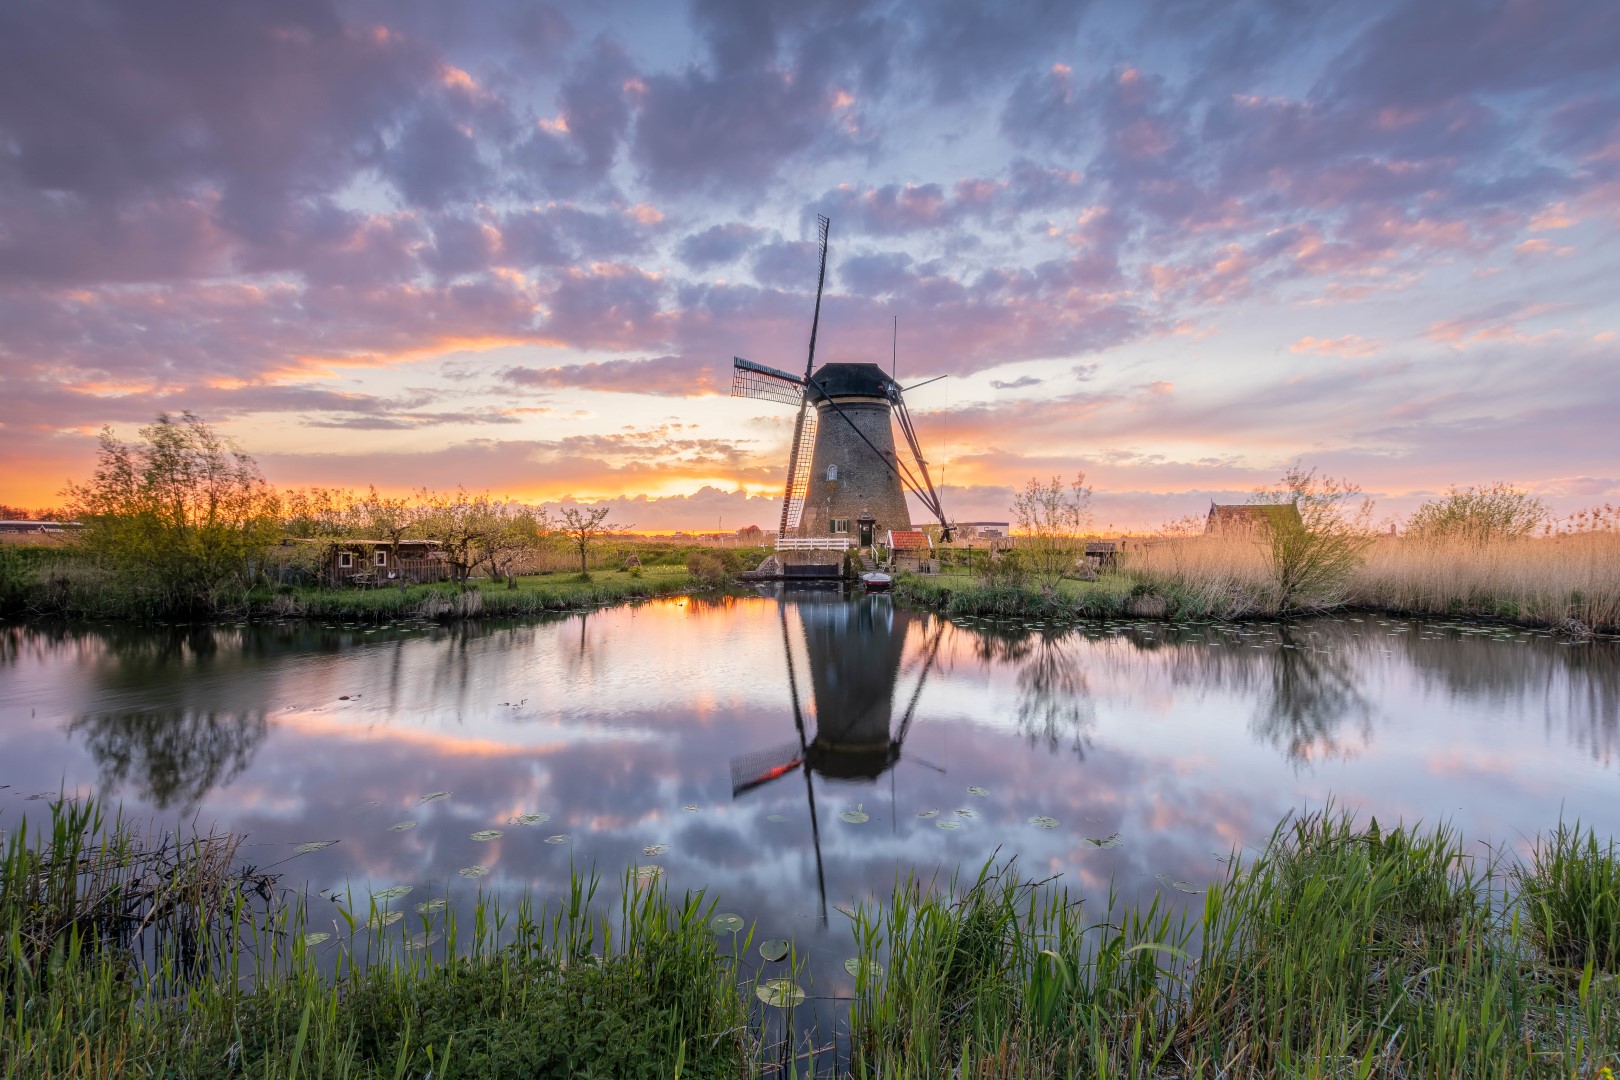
{"left": 367, "top": 910, "right": 403, "bottom": 930}
{"left": 758, "top": 939, "right": 791, "bottom": 962}
{"left": 470, "top": 830, "right": 503, "bottom": 842}
{"left": 756, "top": 978, "right": 805, "bottom": 1008}
{"left": 967, "top": 786, "right": 989, "bottom": 797}
{"left": 917, "top": 809, "right": 939, "bottom": 819}
{"left": 418, "top": 791, "right": 453, "bottom": 803}
{"left": 937, "top": 820, "right": 961, "bottom": 830}
{"left": 1156, "top": 874, "right": 1203, "bottom": 894}
{"left": 711, "top": 913, "right": 745, "bottom": 934}
{"left": 1027, "top": 816, "right": 1061, "bottom": 830}
{"left": 682, "top": 804, "right": 701, "bottom": 813}
{"left": 1085, "top": 832, "right": 1123, "bottom": 849}
{"left": 406, "top": 931, "right": 442, "bottom": 951}
{"left": 953, "top": 807, "right": 977, "bottom": 819}
{"left": 389, "top": 820, "right": 418, "bottom": 832}
{"left": 634, "top": 865, "right": 663, "bottom": 887}
{"left": 543, "top": 834, "right": 569, "bottom": 844}
{"left": 372, "top": 885, "right": 412, "bottom": 901}
{"left": 506, "top": 813, "right": 550, "bottom": 826}
{"left": 458, "top": 865, "right": 490, "bottom": 878}
{"left": 295, "top": 841, "right": 337, "bottom": 853}
{"left": 414, "top": 899, "right": 447, "bottom": 915}
{"left": 839, "top": 805, "right": 869, "bottom": 824}
{"left": 845, "top": 957, "right": 881, "bottom": 978}
{"left": 299, "top": 932, "right": 330, "bottom": 948}
{"left": 642, "top": 843, "right": 670, "bottom": 856}
{"left": 766, "top": 814, "right": 787, "bottom": 822}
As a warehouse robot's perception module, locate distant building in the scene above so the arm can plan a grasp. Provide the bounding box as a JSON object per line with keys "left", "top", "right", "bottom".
{"left": 1205, "top": 502, "right": 1303, "bottom": 534}
{"left": 954, "top": 521, "right": 1010, "bottom": 540}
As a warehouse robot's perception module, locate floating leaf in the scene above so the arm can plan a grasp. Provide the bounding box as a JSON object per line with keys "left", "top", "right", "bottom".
{"left": 839, "top": 805, "right": 869, "bottom": 824}
{"left": 1085, "top": 832, "right": 1123, "bottom": 849}
{"left": 295, "top": 841, "right": 337, "bottom": 853}
{"left": 711, "top": 913, "right": 745, "bottom": 934}
{"left": 470, "top": 830, "right": 503, "bottom": 842}
{"left": 954, "top": 807, "right": 977, "bottom": 819}
{"left": 845, "top": 957, "right": 881, "bottom": 978}
{"left": 367, "top": 910, "right": 403, "bottom": 930}
{"left": 458, "top": 865, "right": 490, "bottom": 878}
{"left": 756, "top": 978, "right": 805, "bottom": 1008}
{"left": 506, "top": 812, "right": 550, "bottom": 826}
{"left": 543, "top": 834, "right": 569, "bottom": 844}
{"left": 300, "top": 932, "right": 330, "bottom": 948}
{"left": 916, "top": 809, "right": 939, "bottom": 819}
{"left": 967, "top": 786, "right": 989, "bottom": 797}
{"left": 1027, "top": 816, "right": 1061, "bottom": 830}
{"left": 937, "top": 820, "right": 961, "bottom": 830}
{"left": 389, "top": 820, "right": 417, "bottom": 832}
{"left": 634, "top": 865, "right": 663, "bottom": 887}
{"left": 414, "top": 899, "right": 447, "bottom": 915}
{"left": 682, "top": 804, "right": 701, "bottom": 813}
{"left": 766, "top": 814, "right": 786, "bottom": 823}
{"left": 406, "top": 931, "right": 442, "bottom": 951}
{"left": 758, "top": 939, "right": 791, "bottom": 962}
{"left": 642, "top": 843, "right": 669, "bottom": 856}
{"left": 372, "top": 885, "right": 412, "bottom": 901}
{"left": 418, "top": 791, "right": 453, "bottom": 804}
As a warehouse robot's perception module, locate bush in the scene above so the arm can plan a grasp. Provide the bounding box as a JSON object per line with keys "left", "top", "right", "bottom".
{"left": 685, "top": 552, "right": 728, "bottom": 585}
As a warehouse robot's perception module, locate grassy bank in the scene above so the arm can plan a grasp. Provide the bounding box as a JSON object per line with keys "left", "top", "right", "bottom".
{"left": 903, "top": 531, "right": 1620, "bottom": 632}
{"left": 6, "top": 798, "right": 1618, "bottom": 1077}
{"left": 0, "top": 551, "right": 711, "bottom": 623}
{"left": 254, "top": 567, "right": 701, "bottom": 623}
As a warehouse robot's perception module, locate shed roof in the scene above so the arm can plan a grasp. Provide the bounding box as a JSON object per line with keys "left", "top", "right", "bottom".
{"left": 888, "top": 529, "right": 932, "bottom": 551}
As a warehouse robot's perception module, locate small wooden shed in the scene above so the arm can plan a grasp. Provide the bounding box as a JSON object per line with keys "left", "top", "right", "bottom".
{"left": 1206, "top": 502, "right": 1303, "bottom": 534}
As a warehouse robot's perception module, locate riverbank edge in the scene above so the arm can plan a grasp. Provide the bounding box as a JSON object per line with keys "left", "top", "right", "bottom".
{"left": 891, "top": 572, "right": 1617, "bottom": 636}
{"left": 5, "top": 798, "right": 1617, "bottom": 1076}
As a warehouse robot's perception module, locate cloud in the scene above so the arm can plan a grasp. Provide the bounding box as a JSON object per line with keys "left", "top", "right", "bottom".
{"left": 1290, "top": 335, "right": 1384, "bottom": 358}
{"left": 990, "top": 375, "right": 1043, "bottom": 390}
{"left": 501, "top": 355, "right": 721, "bottom": 396}
{"left": 677, "top": 223, "right": 764, "bottom": 268}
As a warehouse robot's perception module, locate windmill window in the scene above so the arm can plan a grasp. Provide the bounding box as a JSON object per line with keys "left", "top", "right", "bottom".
{"left": 831, "top": 518, "right": 850, "bottom": 534}
{"left": 338, "top": 552, "right": 353, "bottom": 568}
{"left": 375, "top": 551, "right": 388, "bottom": 567}
{"left": 826, "top": 465, "right": 838, "bottom": 481}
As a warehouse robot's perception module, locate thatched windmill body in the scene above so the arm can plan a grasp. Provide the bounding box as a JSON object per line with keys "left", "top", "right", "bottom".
{"left": 731, "top": 216, "right": 951, "bottom": 546}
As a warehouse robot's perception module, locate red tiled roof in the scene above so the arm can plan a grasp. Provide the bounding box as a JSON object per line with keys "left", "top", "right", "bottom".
{"left": 888, "top": 529, "right": 932, "bottom": 551}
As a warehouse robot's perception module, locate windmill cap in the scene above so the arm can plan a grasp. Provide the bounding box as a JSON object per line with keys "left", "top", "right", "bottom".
{"left": 807, "top": 362, "right": 895, "bottom": 402}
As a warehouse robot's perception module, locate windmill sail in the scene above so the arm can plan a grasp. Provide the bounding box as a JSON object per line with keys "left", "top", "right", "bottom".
{"left": 777, "top": 215, "right": 831, "bottom": 536}
{"left": 779, "top": 406, "right": 818, "bottom": 532}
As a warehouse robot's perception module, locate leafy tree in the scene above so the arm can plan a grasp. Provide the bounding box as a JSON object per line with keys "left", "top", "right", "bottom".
{"left": 281, "top": 486, "right": 360, "bottom": 538}
{"left": 357, "top": 486, "right": 421, "bottom": 589}
{"left": 1250, "top": 466, "right": 1374, "bottom": 613}
{"left": 63, "top": 413, "right": 280, "bottom": 614}
{"left": 475, "top": 502, "right": 552, "bottom": 587}
{"left": 1405, "top": 483, "right": 1548, "bottom": 545}
{"left": 559, "top": 505, "right": 626, "bottom": 577}
{"left": 1010, "top": 473, "right": 1093, "bottom": 587}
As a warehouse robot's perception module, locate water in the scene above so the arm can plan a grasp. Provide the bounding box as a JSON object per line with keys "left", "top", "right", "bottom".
{"left": 3, "top": 590, "right": 1618, "bottom": 1021}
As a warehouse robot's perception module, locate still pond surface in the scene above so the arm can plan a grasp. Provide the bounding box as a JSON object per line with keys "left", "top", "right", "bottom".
{"left": 3, "top": 588, "right": 1618, "bottom": 1008}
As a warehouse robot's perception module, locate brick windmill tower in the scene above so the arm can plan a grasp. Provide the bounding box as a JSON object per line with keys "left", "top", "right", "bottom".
{"left": 731, "top": 216, "right": 951, "bottom": 550}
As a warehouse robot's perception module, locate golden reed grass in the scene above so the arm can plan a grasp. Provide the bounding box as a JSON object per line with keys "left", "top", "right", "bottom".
{"left": 1126, "top": 530, "right": 1620, "bottom": 630}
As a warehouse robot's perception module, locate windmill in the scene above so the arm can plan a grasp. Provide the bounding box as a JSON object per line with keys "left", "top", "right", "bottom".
{"left": 731, "top": 215, "right": 953, "bottom": 546}
{"left": 729, "top": 593, "right": 946, "bottom": 925}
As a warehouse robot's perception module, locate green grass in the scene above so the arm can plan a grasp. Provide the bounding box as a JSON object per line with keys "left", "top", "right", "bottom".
{"left": 7, "top": 798, "right": 1619, "bottom": 1078}
{"left": 255, "top": 566, "right": 702, "bottom": 622}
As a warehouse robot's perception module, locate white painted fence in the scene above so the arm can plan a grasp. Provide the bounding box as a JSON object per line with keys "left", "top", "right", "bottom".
{"left": 775, "top": 536, "right": 852, "bottom": 552}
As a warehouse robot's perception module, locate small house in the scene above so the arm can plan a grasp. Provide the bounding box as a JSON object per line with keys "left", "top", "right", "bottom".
{"left": 1205, "top": 502, "right": 1303, "bottom": 535}
{"left": 887, "top": 529, "right": 935, "bottom": 572}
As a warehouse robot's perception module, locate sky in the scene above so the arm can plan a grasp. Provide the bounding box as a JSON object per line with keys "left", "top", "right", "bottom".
{"left": 1, "top": 0, "right": 1616, "bottom": 531}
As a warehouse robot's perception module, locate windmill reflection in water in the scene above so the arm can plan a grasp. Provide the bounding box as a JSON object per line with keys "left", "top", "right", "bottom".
{"left": 730, "top": 591, "right": 946, "bottom": 926}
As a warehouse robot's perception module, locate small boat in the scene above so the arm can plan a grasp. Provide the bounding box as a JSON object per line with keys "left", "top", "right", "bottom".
{"left": 860, "top": 571, "right": 892, "bottom": 592}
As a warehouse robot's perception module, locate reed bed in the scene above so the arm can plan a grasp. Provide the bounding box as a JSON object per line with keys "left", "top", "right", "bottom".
{"left": 7, "top": 798, "right": 1618, "bottom": 1077}
{"left": 848, "top": 811, "right": 1620, "bottom": 1078}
